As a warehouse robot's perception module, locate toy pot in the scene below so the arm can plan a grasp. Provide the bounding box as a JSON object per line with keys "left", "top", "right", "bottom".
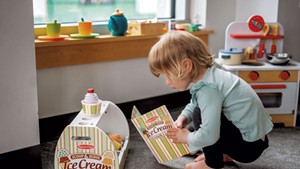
{"left": 267, "top": 53, "right": 292, "bottom": 65}
{"left": 218, "top": 48, "right": 244, "bottom": 65}
{"left": 108, "top": 9, "right": 128, "bottom": 36}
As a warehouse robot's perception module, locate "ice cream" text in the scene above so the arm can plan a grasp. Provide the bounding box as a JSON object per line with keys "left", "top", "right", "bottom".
{"left": 61, "top": 159, "right": 112, "bottom": 169}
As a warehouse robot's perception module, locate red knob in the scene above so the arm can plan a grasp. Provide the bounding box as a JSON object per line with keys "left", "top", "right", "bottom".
{"left": 87, "top": 88, "right": 94, "bottom": 93}
{"left": 249, "top": 71, "right": 259, "bottom": 81}
{"left": 280, "top": 71, "right": 290, "bottom": 80}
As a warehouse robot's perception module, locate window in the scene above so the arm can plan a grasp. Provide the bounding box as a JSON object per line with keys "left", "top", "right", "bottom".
{"left": 33, "top": 0, "right": 175, "bottom": 25}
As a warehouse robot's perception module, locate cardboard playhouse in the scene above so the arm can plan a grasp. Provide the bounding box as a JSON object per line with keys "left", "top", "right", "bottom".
{"left": 54, "top": 88, "right": 190, "bottom": 169}
{"left": 54, "top": 100, "right": 130, "bottom": 169}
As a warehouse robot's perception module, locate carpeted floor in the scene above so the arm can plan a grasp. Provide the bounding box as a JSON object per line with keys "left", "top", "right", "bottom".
{"left": 42, "top": 108, "right": 300, "bottom": 169}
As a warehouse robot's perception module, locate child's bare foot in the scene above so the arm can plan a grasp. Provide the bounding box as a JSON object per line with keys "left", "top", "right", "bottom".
{"left": 185, "top": 160, "right": 223, "bottom": 169}
{"left": 194, "top": 153, "right": 236, "bottom": 166}
{"left": 223, "top": 154, "right": 238, "bottom": 166}
{"left": 223, "top": 154, "right": 233, "bottom": 162}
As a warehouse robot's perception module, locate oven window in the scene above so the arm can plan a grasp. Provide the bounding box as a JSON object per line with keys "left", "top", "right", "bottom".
{"left": 257, "top": 93, "right": 282, "bottom": 108}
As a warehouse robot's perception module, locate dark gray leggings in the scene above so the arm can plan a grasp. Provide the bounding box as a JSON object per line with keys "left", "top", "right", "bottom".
{"left": 192, "top": 107, "right": 269, "bottom": 168}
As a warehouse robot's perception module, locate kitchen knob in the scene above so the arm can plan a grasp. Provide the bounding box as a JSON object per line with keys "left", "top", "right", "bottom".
{"left": 249, "top": 71, "right": 259, "bottom": 81}
{"left": 280, "top": 70, "right": 290, "bottom": 80}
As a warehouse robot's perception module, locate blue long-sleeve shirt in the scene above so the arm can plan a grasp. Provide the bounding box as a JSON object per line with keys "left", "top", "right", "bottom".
{"left": 181, "top": 66, "right": 274, "bottom": 152}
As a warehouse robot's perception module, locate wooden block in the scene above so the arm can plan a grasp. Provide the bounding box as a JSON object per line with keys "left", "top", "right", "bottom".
{"left": 128, "top": 21, "right": 167, "bottom": 35}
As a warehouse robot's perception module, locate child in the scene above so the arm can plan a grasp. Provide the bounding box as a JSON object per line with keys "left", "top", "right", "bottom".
{"left": 148, "top": 30, "right": 273, "bottom": 169}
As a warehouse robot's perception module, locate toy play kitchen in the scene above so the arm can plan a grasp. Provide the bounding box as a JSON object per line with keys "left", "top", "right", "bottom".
{"left": 54, "top": 88, "right": 130, "bottom": 169}
{"left": 216, "top": 15, "right": 300, "bottom": 127}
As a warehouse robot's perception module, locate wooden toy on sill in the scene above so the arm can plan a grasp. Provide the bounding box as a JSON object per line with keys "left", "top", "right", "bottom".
{"left": 54, "top": 88, "right": 130, "bottom": 169}
{"left": 108, "top": 9, "right": 128, "bottom": 36}
{"left": 127, "top": 19, "right": 167, "bottom": 35}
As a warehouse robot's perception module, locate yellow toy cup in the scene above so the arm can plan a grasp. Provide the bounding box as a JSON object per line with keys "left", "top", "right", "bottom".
{"left": 46, "top": 20, "right": 61, "bottom": 37}
{"left": 78, "top": 21, "right": 92, "bottom": 36}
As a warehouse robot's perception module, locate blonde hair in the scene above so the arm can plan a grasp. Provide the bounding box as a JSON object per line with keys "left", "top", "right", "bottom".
{"left": 148, "top": 30, "right": 214, "bottom": 80}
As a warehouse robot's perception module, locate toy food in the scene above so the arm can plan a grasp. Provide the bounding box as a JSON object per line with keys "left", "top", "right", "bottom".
{"left": 109, "top": 133, "right": 122, "bottom": 143}
{"left": 163, "top": 116, "right": 172, "bottom": 125}
{"left": 109, "top": 133, "right": 123, "bottom": 150}
{"left": 81, "top": 88, "right": 102, "bottom": 116}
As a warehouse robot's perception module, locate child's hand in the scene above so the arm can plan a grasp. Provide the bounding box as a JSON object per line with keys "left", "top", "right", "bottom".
{"left": 166, "top": 128, "right": 190, "bottom": 144}
{"left": 194, "top": 154, "right": 205, "bottom": 162}
{"left": 175, "top": 115, "right": 187, "bottom": 128}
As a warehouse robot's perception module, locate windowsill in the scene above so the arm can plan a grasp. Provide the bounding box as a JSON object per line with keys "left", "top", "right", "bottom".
{"left": 35, "top": 30, "right": 213, "bottom": 69}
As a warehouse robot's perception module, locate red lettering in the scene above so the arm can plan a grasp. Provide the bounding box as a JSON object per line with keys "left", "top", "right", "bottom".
{"left": 102, "top": 165, "right": 111, "bottom": 169}
{"left": 146, "top": 116, "right": 158, "bottom": 123}
{"left": 85, "top": 162, "right": 91, "bottom": 169}
{"left": 62, "top": 158, "right": 110, "bottom": 169}
{"left": 77, "top": 144, "right": 95, "bottom": 150}
{"left": 71, "top": 154, "right": 85, "bottom": 159}
{"left": 95, "top": 164, "right": 102, "bottom": 169}
{"left": 71, "top": 162, "right": 78, "bottom": 169}
{"left": 79, "top": 159, "right": 86, "bottom": 168}
{"left": 89, "top": 162, "right": 95, "bottom": 169}
{"left": 86, "top": 154, "right": 102, "bottom": 160}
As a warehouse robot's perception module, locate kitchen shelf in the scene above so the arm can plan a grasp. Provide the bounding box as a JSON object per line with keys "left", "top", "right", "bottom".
{"left": 230, "top": 34, "right": 284, "bottom": 39}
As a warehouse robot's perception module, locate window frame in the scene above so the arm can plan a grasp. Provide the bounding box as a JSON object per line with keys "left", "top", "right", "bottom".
{"left": 34, "top": 0, "right": 189, "bottom": 37}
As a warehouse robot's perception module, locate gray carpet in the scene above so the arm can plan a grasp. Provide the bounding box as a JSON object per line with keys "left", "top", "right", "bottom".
{"left": 42, "top": 108, "right": 300, "bottom": 169}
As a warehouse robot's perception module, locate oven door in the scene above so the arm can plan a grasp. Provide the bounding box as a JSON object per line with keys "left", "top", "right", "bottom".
{"left": 250, "top": 82, "right": 297, "bottom": 114}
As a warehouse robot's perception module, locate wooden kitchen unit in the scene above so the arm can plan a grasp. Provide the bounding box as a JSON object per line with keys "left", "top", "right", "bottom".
{"left": 216, "top": 19, "right": 300, "bottom": 127}
{"left": 215, "top": 59, "right": 300, "bottom": 127}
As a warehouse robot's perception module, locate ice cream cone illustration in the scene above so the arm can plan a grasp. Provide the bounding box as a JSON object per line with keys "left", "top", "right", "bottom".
{"left": 59, "top": 156, "right": 70, "bottom": 169}
{"left": 163, "top": 116, "right": 172, "bottom": 125}
{"left": 140, "top": 127, "right": 148, "bottom": 136}
{"left": 57, "top": 149, "right": 70, "bottom": 169}
{"left": 102, "top": 151, "right": 115, "bottom": 167}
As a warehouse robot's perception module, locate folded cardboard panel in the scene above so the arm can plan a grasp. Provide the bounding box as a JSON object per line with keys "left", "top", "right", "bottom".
{"left": 131, "top": 105, "right": 190, "bottom": 163}
{"left": 54, "top": 126, "right": 119, "bottom": 169}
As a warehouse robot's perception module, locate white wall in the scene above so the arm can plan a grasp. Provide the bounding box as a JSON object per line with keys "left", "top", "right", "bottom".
{"left": 37, "top": 59, "right": 174, "bottom": 118}
{"left": 234, "top": 0, "right": 300, "bottom": 61}
{"left": 0, "top": 0, "right": 40, "bottom": 153}
{"left": 204, "top": 0, "right": 279, "bottom": 56}
{"left": 190, "top": 0, "right": 206, "bottom": 26}
{"left": 278, "top": 0, "right": 300, "bottom": 61}
{"left": 206, "top": 0, "right": 236, "bottom": 55}
{"left": 235, "top": 0, "right": 278, "bottom": 22}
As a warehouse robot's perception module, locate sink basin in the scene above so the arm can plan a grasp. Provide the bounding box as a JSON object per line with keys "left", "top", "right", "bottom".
{"left": 241, "top": 61, "right": 265, "bottom": 66}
